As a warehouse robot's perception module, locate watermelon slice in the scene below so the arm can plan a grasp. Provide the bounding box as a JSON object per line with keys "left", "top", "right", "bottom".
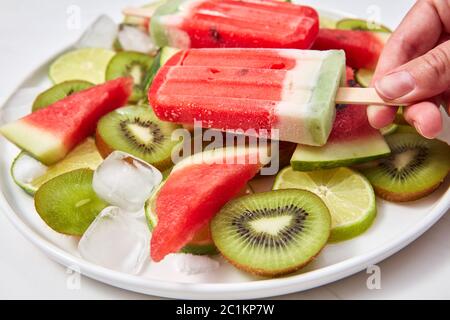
{"left": 312, "top": 29, "right": 388, "bottom": 69}
{"left": 290, "top": 67, "right": 391, "bottom": 171}
{"left": 0, "top": 78, "right": 133, "bottom": 165}
{"left": 150, "top": 147, "right": 269, "bottom": 262}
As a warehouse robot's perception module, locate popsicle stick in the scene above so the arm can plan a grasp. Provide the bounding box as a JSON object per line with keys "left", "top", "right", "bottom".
{"left": 122, "top": 7, "right": 155, "bottom": 18}
{"left": 336, "top": 87, "right": 407, "bottom": 106}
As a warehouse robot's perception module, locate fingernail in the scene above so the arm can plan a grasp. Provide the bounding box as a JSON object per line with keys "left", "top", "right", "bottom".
{"left": 414, "top": 121, "right": 434, "bottom": 139}
{"left": 375, "top": 71, "right": 416, "bottom": 100}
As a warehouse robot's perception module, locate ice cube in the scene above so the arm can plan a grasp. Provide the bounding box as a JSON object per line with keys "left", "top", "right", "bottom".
{"left": 93, "top": 151, "right": 162, "bottom": 212}
{"left": 158, "top": 253, "right": 220, "bottom": 276}
{"left": 75, "top": 15, "right": 118, "bottom": 50}
{"left": 117, "top": 25, "right": 158, "bottom": 54}
{"left": 78, "top": 206, "right": 150, "bottom": 274}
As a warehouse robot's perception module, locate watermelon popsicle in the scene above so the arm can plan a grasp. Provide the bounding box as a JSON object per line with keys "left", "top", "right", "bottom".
{"left": 149, "top": 48, "right": 346, "bottom": 146}
{"left": 128, "top": 0, "right": 319, "bottom": 49}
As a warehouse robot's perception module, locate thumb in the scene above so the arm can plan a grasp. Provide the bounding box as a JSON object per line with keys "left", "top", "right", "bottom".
{"left": 375, "top": 40, "right": 450, "bottom": 103}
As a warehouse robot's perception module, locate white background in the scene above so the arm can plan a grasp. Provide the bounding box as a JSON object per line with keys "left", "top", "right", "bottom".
{"left": 0, "top": 0, "right": 449, "bottom": 299}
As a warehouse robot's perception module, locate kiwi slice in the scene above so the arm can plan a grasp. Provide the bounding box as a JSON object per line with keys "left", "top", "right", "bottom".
{"left": 336, "top": 18, "right": 392, "bottom": 33}
{"left": 211, "top": 189, "right": 331, "bottom": 277}
{"left": 32, "top": 80, "right": 93, "bottom": 112}
{"left": 105, "top": 51, "right": 154, "bottom": 102}
{"left": 35, "top": 169, "right": 108, "bottom": 236}
{"left": 360, "top": 133, "right": 450, "bottom": 202}
{"left": 96, "top": 105, "right": 180, "bottom": 170}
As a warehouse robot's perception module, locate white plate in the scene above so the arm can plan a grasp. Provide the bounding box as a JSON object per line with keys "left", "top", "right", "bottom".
{"left": 0, "top": 7, "right": 449, "bottom": 300}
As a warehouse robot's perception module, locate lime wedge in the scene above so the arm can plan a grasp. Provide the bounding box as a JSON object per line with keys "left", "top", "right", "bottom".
{"left": 11, "top": 138, "right": 103, "bottom": 195}
{"left": 273, "top": 167, "right": 376, "bottom": 242}
{"left": 49, "top": 48, "right": 115, "bottom": 84}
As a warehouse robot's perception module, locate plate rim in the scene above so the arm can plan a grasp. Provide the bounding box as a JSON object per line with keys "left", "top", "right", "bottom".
{"left": 0, "top": 6, "right": 449, "bottom": 299}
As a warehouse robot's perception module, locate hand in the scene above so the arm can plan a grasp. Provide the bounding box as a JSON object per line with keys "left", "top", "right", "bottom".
{"left": 367, "top": 0, "right": 450, "bottom": 139}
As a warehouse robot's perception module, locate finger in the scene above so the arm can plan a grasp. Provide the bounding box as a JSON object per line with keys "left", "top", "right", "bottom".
{"left": 403, "top": 101, "right": 443, "bottom": 138}
{"left": 375, "top": 40, "right": 450, "bottom": 103}
{"left": 443, "top": 89, "right": 450, "bottom": 116}
{"left": 367, "top": 0, "right": 445, "bottom": 130}
{"left": 367, "top": 105, "right": 398, "bottom": 129}
{"left": 372, "top": 0, "right": 444, "bottom": 83}
{"left": 432, "top": 0, "right": 450, "bottom": 33}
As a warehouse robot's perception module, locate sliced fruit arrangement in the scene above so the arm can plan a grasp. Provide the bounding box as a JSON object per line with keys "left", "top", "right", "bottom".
{"left": 49, "top": 48, "right": 116, "bottom": 84}
{"left": 32, "top": 80, "right": 93, "bottom": 112}
{"left": 150, "top": 146, "right": 270, "bottom": 262}
{"left": 35, "top": 169, "right": 108, "bottom": 236}
{"left": 0, "top": 77, "right": 132, "bottom": 165}
{"left": 2, "top": 4, "right": 449, "bottom": 282}
{"left": 211, "top": 189, "right": 331, "bottom": 277}
{"left": 360, "top": 132, "right": 450, "bottom": 202}
{"left": 273, "top": 167, "right": 376, "bottom": 242}
{"left": 12, "top": 138, "right": 103, "bottom": 195}
{"left": 95, "top": 105, "right": 180, "bottom": 171}
{"left": 105, "top": 51, "right": 154, "bottom": 102}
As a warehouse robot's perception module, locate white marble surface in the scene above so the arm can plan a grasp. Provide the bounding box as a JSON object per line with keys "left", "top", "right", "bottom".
{"left": 1, "top": 0, "right": 449, "bottom": 300}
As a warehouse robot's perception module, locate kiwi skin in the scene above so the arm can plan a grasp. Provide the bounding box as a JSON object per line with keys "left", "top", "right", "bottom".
{"left": 373, "top": 183, "right": 443, "bottom": 203}
{"left": 212, "top": 189, "right": 331, "bottom": 277}
{"left": 222, "top": 237, "right": 328, "bottom": 278}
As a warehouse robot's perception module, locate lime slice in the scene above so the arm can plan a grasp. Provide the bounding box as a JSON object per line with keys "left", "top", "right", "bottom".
{"left": 49, "top": 48, "right": 115, "bottom": 84}
{"left": 273, "top": 167, "right": 376, "bottom": 242}
{"left": 11, "top": 138, "right": 103, "bottom": 195}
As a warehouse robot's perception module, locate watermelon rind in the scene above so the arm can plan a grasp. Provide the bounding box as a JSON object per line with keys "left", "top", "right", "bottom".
{"left": 290, "top": 133, "right": 391, "bottom": 171}
{"left": 0, "top": 121, "right": 67, "bottom": 165}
